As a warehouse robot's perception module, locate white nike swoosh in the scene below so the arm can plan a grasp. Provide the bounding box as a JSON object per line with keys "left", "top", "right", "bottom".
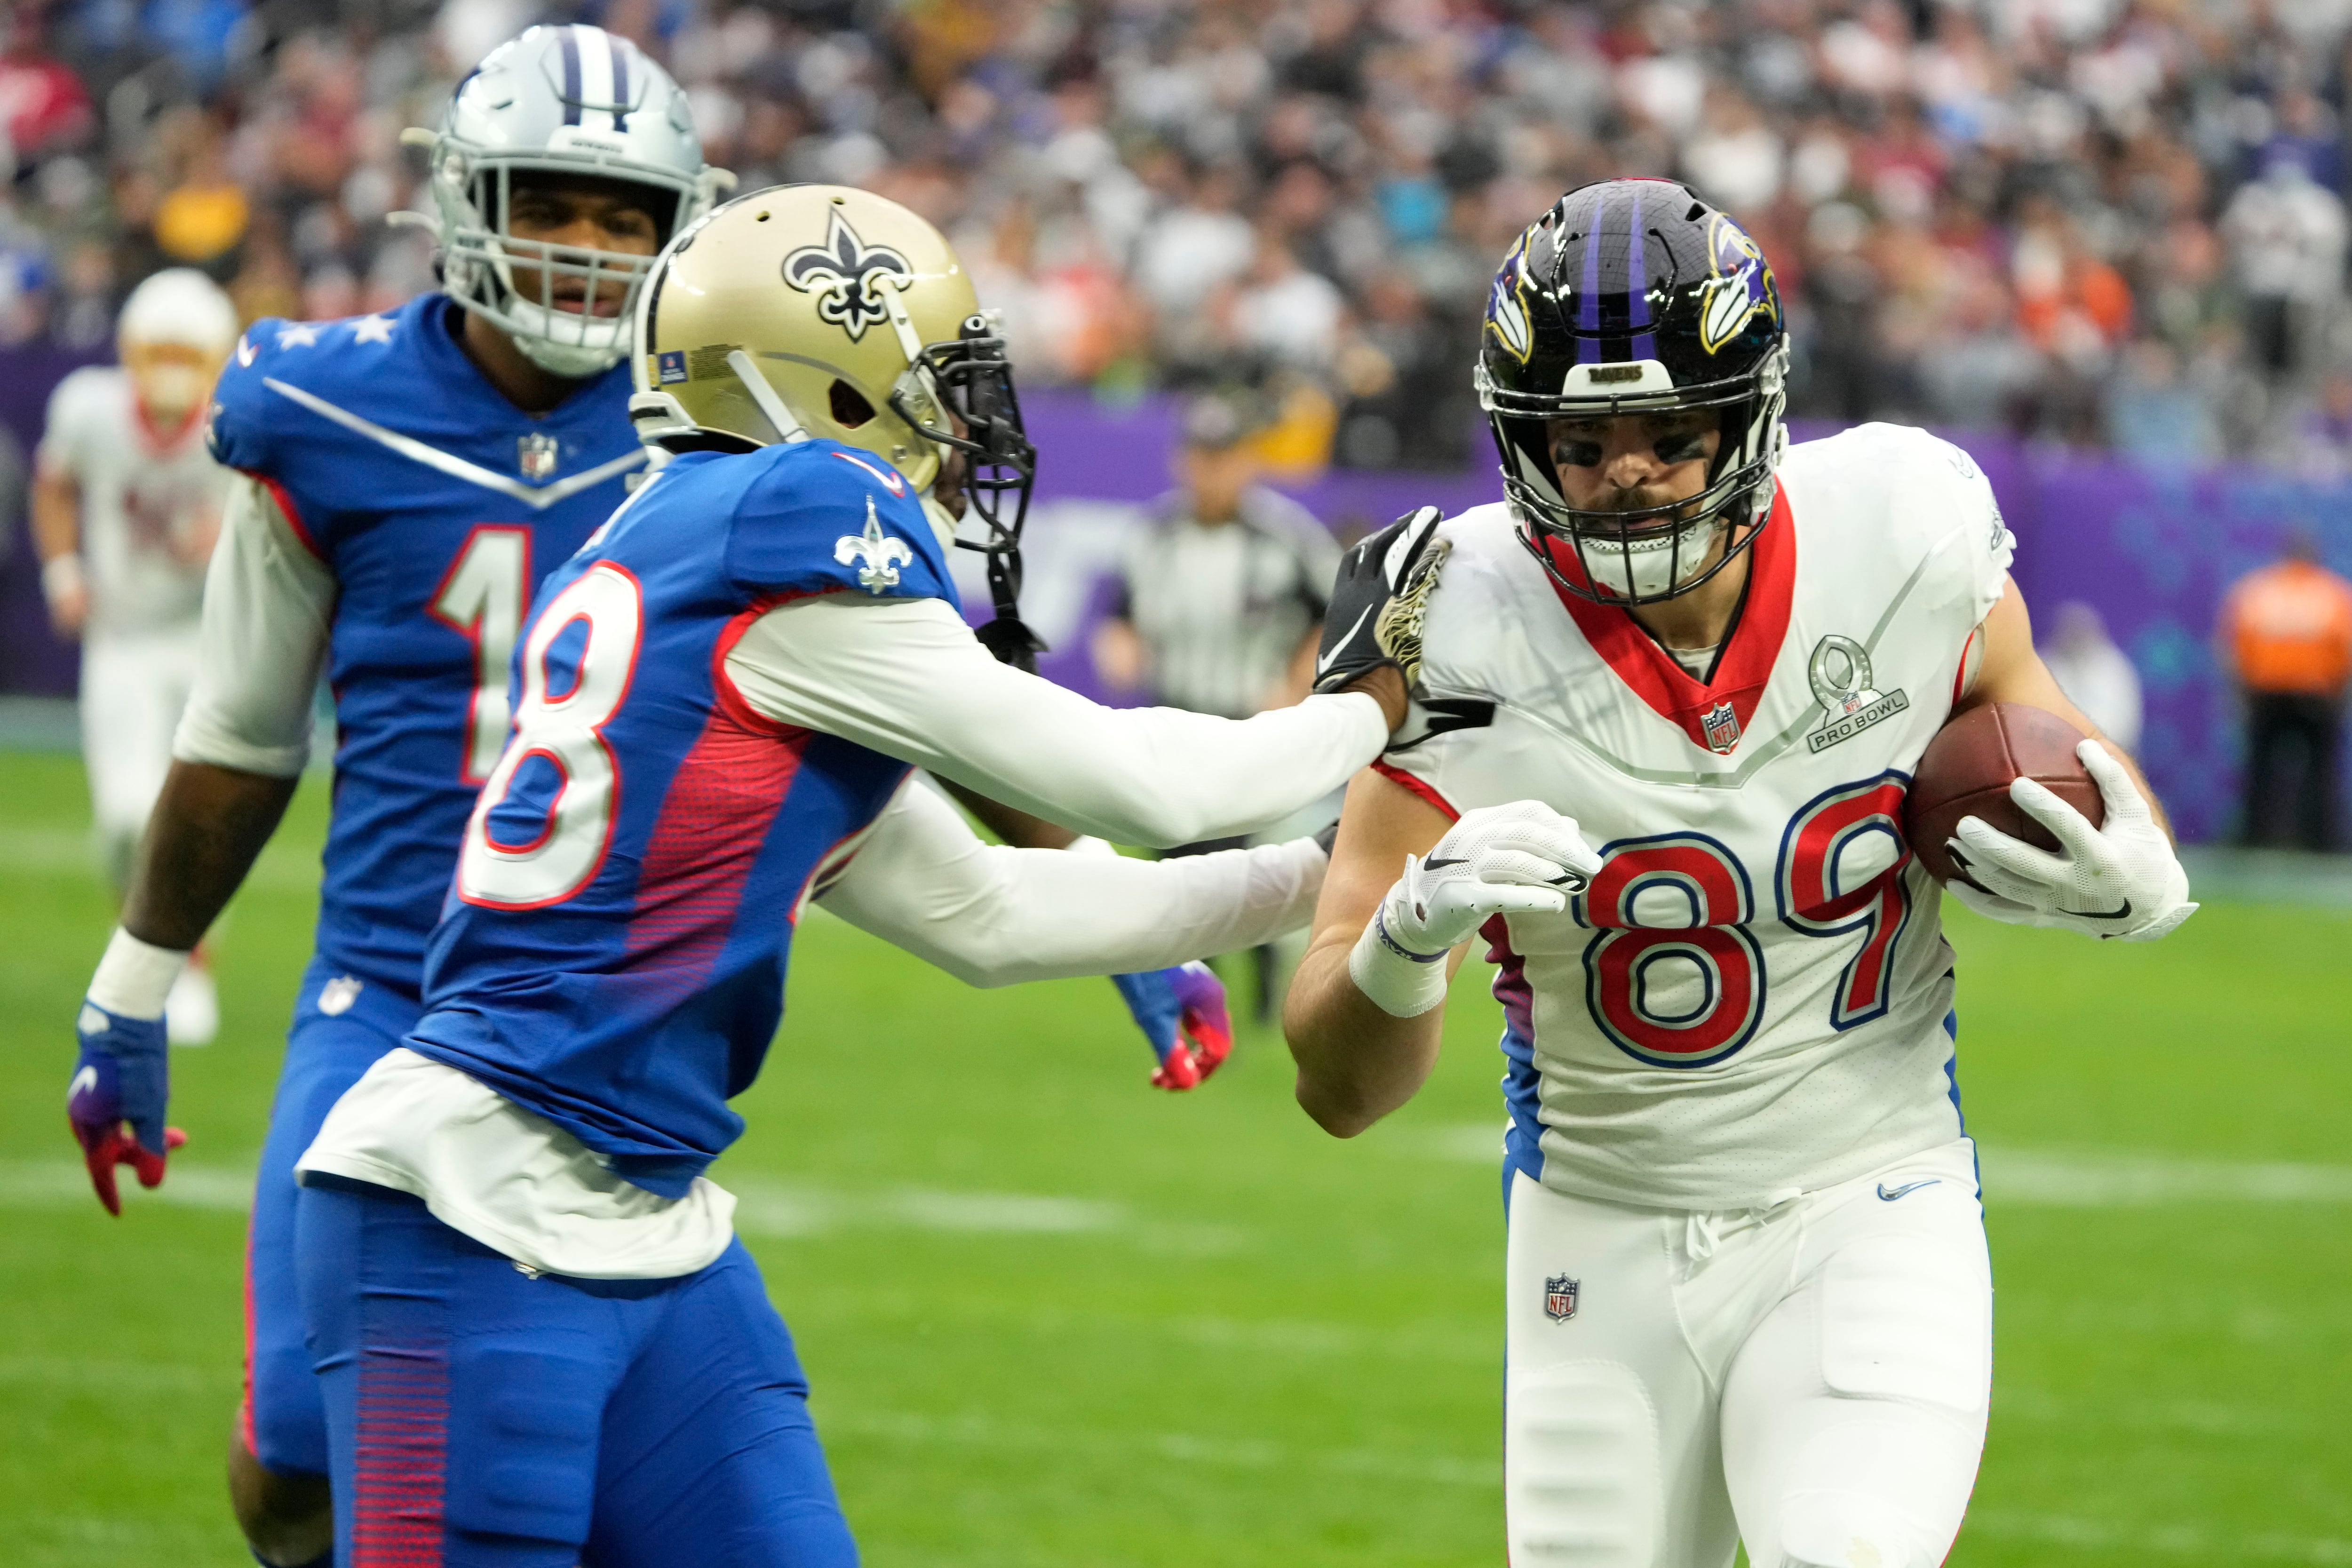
{"left": 1315, "top": 606, "right": 1374, "bottom": 679}
{"left": 69, "top": 1066, "right": 96, "bottom": 1098}
{"left": 263, "top": 378, "right": 646, "bottom": 509}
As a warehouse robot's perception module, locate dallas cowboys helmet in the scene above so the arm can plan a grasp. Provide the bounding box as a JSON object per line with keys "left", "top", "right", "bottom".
{"left": 403, "top": 24, "right": 734, "bottom": 377}
{"left": 630, "top": 184, "right": 1043, "bottom": 666}
{"left": 1478, "top": 179, "right": 1788, "bottom": 605}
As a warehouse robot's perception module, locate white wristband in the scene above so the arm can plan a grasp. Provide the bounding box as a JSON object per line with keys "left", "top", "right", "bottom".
{"left": 87, "top": 927, "right": 191, "bottom": 1021}
{"left": 1346, "top": 904, "right": 1452, "bottom": 1018}
{"left": 40, "top": 552, "right": 84, "bottom": 606}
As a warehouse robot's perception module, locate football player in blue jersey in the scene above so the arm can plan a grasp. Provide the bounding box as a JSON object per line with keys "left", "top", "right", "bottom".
{"left": 59, "top": 29, "right": 726, "bottom": 1564}
{"left": 61, "top": 30, "right": 1253, "bottom": 1568}
{"left": 272, "top": 183, "right": 1407, "bottom": 1566}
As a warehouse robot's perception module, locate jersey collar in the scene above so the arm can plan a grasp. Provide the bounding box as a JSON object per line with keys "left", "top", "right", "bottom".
{"left": 1535, "top": 481, "right": 1795, "bottom": 756}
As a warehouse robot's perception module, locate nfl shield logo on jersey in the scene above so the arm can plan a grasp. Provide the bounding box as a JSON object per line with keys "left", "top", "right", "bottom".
{"left": 517, "top": 433, "right": 560, "bottom": 482}
{"left": 1543, "top": 1274, "right": 1580, "bottom": 1322}
{"left": 1701, "top": 701, "right": 1741, "bottom": 754}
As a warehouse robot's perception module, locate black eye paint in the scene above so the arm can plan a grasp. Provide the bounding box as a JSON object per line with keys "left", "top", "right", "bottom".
{"left": 1654, "top": 432, "right": 1708, "bottom": 463}
{"left": 1554, "top": 440, "right": 1604, "bottom": 468}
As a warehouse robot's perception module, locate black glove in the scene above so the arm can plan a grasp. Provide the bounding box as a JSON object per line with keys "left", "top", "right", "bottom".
{"left": 1311, "top": 505, "right": 1448, "bottom": 697}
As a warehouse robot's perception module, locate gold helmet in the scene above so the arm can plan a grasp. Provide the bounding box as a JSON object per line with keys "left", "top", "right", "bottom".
{"left": 630, "top": 183, "right": 1042, "bottom": 663}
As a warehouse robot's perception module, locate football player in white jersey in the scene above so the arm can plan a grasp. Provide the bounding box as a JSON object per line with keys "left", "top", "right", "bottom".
{"left": 34, "top": 268, "right": 239, "bottom": 1044}
{"left": 1287, "top": 181, "right": 2197, "bottom": 1568}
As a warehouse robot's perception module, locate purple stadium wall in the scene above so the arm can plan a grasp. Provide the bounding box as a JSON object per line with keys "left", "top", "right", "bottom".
{"left": 7, "top": 364, "right": 2346, "bottom": 845}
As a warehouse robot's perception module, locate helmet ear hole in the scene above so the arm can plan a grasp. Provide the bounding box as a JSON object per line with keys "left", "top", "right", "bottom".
{"left": 828, "top": 379, "right": 876, "bottom": 428}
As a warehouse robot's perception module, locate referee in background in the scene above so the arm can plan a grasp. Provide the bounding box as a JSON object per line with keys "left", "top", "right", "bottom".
{"left": 1093, "top": 392, "right": 1342, "bottom": 1019}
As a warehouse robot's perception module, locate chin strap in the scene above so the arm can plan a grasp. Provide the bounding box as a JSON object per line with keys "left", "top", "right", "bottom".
{"left": 972, "top": 544, "right": 1046, "bottom": 673}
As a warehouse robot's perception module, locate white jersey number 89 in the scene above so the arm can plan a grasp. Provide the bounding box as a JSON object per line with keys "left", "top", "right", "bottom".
{"left": 456, "top": 562, "right": 644, "bottom": 910}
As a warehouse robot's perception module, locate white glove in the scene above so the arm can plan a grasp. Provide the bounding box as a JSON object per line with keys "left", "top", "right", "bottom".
{"left": 1946, "top": 740, "right": 2196, "bottom": 942}
{"left": 1349, "top": 801, "right": 1602, "bottom": 1017}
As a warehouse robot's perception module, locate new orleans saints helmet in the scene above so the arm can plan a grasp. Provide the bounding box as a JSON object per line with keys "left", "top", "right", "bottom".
{"left": 631, "top": 184, "right": 1041, "bottom": 664}
{"left": 1477, "top": 179, "right": 1788, "bottom": 605}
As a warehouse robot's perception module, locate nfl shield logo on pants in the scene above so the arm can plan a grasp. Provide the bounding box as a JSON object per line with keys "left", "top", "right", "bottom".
{"left": 1700, "top": 700, "right": 1741, "bottom": 754}
{"left": 518, "top": 433, "right": 560, "bottom": 482}
{"left": 1543, "top": 1274, "right": 1579, "bottom": 1322}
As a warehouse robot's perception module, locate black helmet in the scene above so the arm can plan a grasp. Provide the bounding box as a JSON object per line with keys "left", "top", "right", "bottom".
{"left": 1477, "top": 179, "right": 1788, "bottom": 605}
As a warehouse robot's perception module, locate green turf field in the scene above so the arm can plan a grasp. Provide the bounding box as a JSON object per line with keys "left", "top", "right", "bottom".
{"left": 2, "top": 747, "right": 2348, "bottom": 1566}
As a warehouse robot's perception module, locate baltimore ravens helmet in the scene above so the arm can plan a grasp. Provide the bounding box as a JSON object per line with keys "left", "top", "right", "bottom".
{"left": 1477, "top": 180, "right": 1788, "bottom": 605}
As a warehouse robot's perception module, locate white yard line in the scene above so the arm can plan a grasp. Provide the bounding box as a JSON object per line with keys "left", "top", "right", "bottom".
{"left": 1965, "top": 1509, "right": 2352, "bottom": 1565}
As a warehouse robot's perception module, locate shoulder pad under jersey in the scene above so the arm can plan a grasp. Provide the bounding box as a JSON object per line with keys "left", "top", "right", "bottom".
{"left": 722, "top": 440, "right": 961, "bottom": 608}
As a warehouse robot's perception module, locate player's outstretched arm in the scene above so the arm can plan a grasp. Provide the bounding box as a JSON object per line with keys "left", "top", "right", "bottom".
{"left": 723, "top": 594, "right": 1403, "bottom": 848}
{"left": 69, "top": 476, "right": 331, "bottom": 1214}
{"left": 815, "top": 778, "right": 1327, "bottom": 988}
{"left": 931, "top": 778, "right": 1235, "bottom": 1090}
{"left": 1943, "top": 575, "right": 2196, "bottom": 941}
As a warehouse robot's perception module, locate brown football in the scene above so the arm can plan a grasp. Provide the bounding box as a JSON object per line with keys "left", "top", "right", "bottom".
{"left": 1905, "top": 702, "right": 2105, "bottom": 889}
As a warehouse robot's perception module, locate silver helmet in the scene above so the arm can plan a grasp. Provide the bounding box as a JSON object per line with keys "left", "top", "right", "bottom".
{"left": 402, "top": 24, "right": 734, "bottom": 377}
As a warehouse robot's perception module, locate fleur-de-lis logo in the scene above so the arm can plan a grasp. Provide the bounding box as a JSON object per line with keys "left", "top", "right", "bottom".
{"left": 783, "top": 210, "right": 914, "bottom": 342}
{"left": 835, "top": 496, "right": 914, "bottom": 593}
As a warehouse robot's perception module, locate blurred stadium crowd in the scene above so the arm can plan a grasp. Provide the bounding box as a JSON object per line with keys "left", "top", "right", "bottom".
{"left": 13, "top": 0, "right": 2352, "bottom": 471}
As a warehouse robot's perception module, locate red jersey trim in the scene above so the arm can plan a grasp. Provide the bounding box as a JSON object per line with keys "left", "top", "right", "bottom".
{"left": 1535, "top": 483, "right": 1796, "bottom": 755}
{"left": 709, "top": 588, "right": 845, "bottom": 738}
{"left": 245, "top": 470, "right": 326, "bottom": 563}
{"left": 1371, "top": 759, "right": 1459, "bottom": 821}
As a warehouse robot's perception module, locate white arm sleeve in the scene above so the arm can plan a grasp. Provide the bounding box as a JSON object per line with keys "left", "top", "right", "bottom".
{"left": 817, "top": 777, "right": 1328, "bottom": 987}
{"left": 171, "top": 474, "right": 336, "bottom": 777}
{"left": 723, "top": 594, "right": 1384, "bottom": 847}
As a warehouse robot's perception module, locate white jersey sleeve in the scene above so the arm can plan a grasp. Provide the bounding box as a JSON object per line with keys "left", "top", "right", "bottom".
{"left": 33, "top": 366, "right": 104, "bottom": 478}
{"left": 172, "top": 474, "right": 337, "bottom": 777}
{"left": 721, "top": 593, "right": 1386, "bottom": 847}
{"left": 815, "top": 776, "right": 1327, "bottom": 985}
{"left": 1869, "top": 424, "right": 2015, "bottom": 624}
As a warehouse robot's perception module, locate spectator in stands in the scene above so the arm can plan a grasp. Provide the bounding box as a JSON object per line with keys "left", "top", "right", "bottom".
{"left": 1091, "top": 391, "right": 1340, "bottom": 1017}
{"left": 13, "top": 0, "right": 2352, "bottom": 463}
{"left": 2041, "top": 601, "right": 2144, "bottom": 755}
{"left": 2217, "top": 533, "right": 2352, "bottom": 852}
{"left": 2221, "top": 154, "right": 2349, "bottom": 380}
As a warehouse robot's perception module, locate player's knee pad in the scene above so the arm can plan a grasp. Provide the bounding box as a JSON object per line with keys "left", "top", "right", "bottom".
{"left": 1776, "top": 1486, "right": 1942, "bottom": 1568}
{"left": 1505, "top": 1360, "right": 1661, "bottom": 1567}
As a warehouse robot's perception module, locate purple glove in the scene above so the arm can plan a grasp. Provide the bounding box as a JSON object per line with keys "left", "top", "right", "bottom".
{"left": 1111, "top": 962, "right": 1233, "bottom": 1091}
{"left": 68, "top": 1001, "right": 185, "bottom": 1216}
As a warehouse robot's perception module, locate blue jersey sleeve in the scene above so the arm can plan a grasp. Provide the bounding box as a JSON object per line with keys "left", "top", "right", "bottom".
{"left": 206, "top": 320, "right": 291, "bottom": 476}
{"left": 723, "top": 441, "right": 959, "bottom": 609}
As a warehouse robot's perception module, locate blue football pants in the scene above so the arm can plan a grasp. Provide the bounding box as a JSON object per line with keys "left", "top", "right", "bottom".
{"left": 295, "top": 1177, "right": 859, "bottom": 1567}
{"left": 243, "top": 960, "right": 419, "bottom": 1478}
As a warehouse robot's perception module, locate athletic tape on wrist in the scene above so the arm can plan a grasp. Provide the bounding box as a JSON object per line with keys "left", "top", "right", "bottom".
{"left": 86, "top": 927, "right": 191, "bottom": 1021}
{"left": 1347, "top": 905, "right": 1451, "bottom": 1018}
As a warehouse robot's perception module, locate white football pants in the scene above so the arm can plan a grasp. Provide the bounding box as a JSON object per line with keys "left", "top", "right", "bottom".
{"left": 1505, "top": 1139, "right": 1990, "bottom": 1568}
{"left": 79, "top": 627, "right": 199, "bottom": 881}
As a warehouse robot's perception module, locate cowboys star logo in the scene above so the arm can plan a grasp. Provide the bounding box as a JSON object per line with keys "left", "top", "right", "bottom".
{"left": 835, "top": 496, "right": 914, "bottom": 593}
{"left": 783, "top": 211, "right": 915, "bottom": 342}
